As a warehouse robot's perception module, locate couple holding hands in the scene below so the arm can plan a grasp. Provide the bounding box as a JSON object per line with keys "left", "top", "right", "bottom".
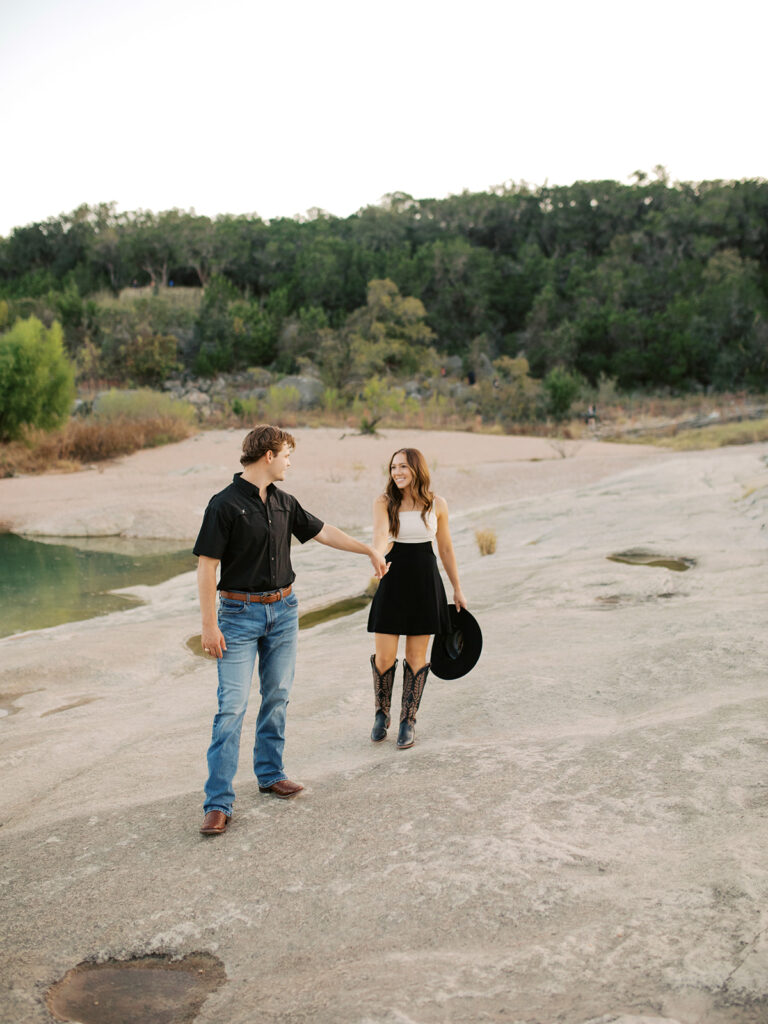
{"left": 194, "top": 425, "right": 477, "bottom": 836}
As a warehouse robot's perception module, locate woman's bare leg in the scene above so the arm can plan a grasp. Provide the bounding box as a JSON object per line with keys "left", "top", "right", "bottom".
{"left": 404, "top": 634, "right": 430, "bottom": 670}
{"left": 375, "top": 633, "right": 400, "bottom": 672}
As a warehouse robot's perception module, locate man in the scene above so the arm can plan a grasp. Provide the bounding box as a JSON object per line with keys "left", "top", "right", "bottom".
{"left": 194, "top": 424, "right": 387, "bottom": 836}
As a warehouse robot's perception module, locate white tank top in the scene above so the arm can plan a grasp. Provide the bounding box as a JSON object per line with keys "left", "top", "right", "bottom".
{"left": 389, "top": 507, "right": 438, "bottom": 544}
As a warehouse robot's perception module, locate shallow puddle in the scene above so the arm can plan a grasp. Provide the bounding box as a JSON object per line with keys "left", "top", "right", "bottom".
{"left": 46, "top": 952, "right": 226, "bottom": 1024}
{"left": 607, "top": 549, "right": 695, "bottom": 572}
{"left": 595, "top": 592, "right": 678, "bottom": 608}
{"left": 298, "top": 594, "right": 371, "bottom": 629}
{"left": 0, "top": 534, "right": 195, "bottom": 637}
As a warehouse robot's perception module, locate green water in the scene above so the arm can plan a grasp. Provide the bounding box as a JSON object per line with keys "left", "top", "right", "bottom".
{"left": 298, "top": 595, "right": 371, "bottom": 630}
{"left": 607, "top": 550, "right": 695, "bottom": 572}
{"left": 0, "top": 534, "right": 195, "bottom": 637}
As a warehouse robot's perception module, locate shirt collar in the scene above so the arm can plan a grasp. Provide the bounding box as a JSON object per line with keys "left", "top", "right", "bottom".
{"left": 233, "top": 473, "right": 275, "bottom": 501}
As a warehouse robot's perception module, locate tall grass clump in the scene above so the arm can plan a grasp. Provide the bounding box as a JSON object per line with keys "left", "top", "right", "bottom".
{"left": 475, "top": 529, "right": 497, "bottom": 556}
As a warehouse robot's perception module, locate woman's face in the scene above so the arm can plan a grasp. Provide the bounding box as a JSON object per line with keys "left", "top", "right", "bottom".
{"left": 390, "top": 452, "right": 413, "bottom": 491}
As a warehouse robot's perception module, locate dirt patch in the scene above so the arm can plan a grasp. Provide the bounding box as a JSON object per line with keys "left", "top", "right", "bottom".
{"left": 46, "top": 952, "right": 226, "bottom": 1024}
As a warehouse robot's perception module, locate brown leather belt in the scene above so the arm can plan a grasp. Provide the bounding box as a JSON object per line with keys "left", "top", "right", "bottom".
{"left": 219, "top": 585, "right": 292, "bottom": 604}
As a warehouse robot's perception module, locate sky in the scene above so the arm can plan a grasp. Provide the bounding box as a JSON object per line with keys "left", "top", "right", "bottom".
{"left": 0, "top": 0, "right": 765, "bottom": 237}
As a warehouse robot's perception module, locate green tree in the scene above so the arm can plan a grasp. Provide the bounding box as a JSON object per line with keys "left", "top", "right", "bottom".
{"left": 542, "top": 366, "right": 581, "bottom": 421}
{"left": 344, "top": 278, "right": 437, "bottom": 380}
{"left": 0, "top": 317, "right": 75, "bottom": 440}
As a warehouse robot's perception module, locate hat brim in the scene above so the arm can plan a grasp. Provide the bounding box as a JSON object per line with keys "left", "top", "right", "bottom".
{"left": 430, "top": 606, "right": 482, "bottom": 680}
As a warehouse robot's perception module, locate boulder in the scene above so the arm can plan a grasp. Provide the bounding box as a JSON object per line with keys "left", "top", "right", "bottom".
{"left": 184, "top": 389, "right": 211, "bottom": 406}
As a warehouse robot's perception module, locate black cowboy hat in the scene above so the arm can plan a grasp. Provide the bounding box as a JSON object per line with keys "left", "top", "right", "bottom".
{"left": 431, "top": 606, "right": 482, "bottom": 680}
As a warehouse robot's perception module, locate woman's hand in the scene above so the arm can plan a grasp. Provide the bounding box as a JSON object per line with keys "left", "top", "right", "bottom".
{"left": 369, "top": 547, "right": 389, "bottom": 579}
{"left": 453, "top": 587, "right": 468, "bottom": 612}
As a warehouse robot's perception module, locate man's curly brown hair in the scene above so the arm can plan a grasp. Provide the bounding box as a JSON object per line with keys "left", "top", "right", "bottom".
{"left": 240, "top": 425, "right": 296, "bottom": 466}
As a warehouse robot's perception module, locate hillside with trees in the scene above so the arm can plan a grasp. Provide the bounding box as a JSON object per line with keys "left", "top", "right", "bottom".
{"left": 1, "top": 172, "right": 767, "bottom": 396}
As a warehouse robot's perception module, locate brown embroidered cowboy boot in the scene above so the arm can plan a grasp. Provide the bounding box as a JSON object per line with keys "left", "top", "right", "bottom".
{"left": 371, "top": 655, "right": 398, "bottom": 741}
{"left": 397, "top": 660, "right": 430, "bottom": 749}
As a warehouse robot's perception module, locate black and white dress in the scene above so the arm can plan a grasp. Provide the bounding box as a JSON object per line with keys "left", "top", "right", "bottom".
{"left": 367, "top": 508, "right": 451, "bottom": 636}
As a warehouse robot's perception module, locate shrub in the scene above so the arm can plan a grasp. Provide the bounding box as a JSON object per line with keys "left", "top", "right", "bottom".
{"left": 543, "top": 366, "right": 581, "bottom": 421}
{"left": 262, "top": 385, "right": 300, "bottom": 422}
{"left": 231, "top": 396, "right": 262, "bottom": 422}
{"left": 0, "top": 317, "right": 75, "bottom": 440}
{"left": 118, "top": 333, "right": 181, "bottom": 385}
{"left": 0, "top": 414, "right": 195, "bottom": 476}
{"left": 352, "top": 375, "right": 407, "bottom": 425}
{"left": 475, "top": 529, "right": 497, "bottom": 556}
{"left": 92, "top": 388, "right": 196, "bottom": 424}
{"left": 59, "top": 416, "right": 194, "bottom": 459}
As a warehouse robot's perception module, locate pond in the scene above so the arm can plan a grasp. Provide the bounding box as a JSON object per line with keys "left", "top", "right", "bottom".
{"left": 0, "top": 534, "right": 196, "bottom": 638}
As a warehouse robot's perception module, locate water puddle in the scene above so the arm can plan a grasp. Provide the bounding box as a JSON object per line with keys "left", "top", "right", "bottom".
{"left": 595, "top": 592, "right": 678, "bottom": 608}
{"left": 607, "top": 549, "right": 695, "bottom": 572}
{"left": 299, "top": 594, "right": 370, "bottom": 629}
{"left": 46, "top": 952, "right": 226, "bottom": 1024}
{"left": 0, "top": 534, "right": 195, "bottom": 638}
{"left": 186, "top": 635, "right": 207, "bottom": 658}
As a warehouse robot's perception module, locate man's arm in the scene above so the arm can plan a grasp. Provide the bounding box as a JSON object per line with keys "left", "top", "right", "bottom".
{"left": 313, "top": 524, "right": 388, "bottom": 578}
{"left": 197, "top": 555, "right": 227, "bottom": 659}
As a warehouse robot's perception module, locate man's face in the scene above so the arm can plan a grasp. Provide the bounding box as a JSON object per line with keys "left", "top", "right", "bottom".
{"left": 268, "top": 443, "right": 292, "bottom": 481}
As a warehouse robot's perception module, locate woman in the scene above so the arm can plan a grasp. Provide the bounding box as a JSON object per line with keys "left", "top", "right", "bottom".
{"left": 367, "top": 447, "right": 467, "bottom": 748}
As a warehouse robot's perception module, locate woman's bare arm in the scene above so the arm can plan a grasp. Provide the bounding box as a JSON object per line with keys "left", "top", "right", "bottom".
{"left": 435, "top": 495, "right": 468, "bottom": 611}
{"left": 371, "top": 495, "right": 392, "bottom": 558}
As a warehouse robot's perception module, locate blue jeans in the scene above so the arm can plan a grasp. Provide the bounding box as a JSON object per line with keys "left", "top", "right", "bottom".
{"left": 203, "top": 591, "right": 299, "bottom": 816}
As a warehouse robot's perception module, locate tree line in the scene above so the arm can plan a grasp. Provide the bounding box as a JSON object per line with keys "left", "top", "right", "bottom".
{"left": 1, "top": 172, "right": 767, "bottom": 392}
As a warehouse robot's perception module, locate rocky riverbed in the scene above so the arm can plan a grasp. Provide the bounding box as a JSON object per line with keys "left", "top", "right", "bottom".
{"left": 1, "top": 429, "right": 768, "bottom": 1024}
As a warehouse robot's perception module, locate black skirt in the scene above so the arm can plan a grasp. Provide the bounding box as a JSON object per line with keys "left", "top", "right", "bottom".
{"left": 367, "top": 542, "right": 451, "bottom": 636}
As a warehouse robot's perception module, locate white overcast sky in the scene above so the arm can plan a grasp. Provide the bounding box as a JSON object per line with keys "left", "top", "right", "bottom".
{"left": 0, "top": 0, "right": 765, "bottom": 237}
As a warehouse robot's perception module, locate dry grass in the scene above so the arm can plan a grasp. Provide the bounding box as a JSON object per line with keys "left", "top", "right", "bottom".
{"left": 652, "top": 418, "right": 768, "bottom": 451}
{"left": 0, "top": 416, "right": 195, "bottom": 477}
{"left": 475, "top": 529, "right": 497, "bottom": 556}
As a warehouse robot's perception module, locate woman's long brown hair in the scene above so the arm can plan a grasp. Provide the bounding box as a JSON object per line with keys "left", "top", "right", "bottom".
{"left": 385, "top": 448, "right": 435, "bottom": 538}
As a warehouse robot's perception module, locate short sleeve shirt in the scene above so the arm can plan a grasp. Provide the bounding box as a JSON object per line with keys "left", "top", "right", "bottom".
{"left": 193, "top": 474, "right": 323, "bottom": 592}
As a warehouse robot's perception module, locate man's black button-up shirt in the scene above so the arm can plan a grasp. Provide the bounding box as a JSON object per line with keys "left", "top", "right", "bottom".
{"left": 193, "top": 474, "right": 324, "bottom": 592}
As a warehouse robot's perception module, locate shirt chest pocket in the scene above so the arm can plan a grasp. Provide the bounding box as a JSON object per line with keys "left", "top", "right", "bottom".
{"left": 267, "top": 505, "right": 291, "bottom": 538}
{"left": 229, "top": 508, "right": 268, "bottom": 548}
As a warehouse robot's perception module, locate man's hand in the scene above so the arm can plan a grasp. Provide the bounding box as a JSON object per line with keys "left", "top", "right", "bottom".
{"left": 369, "top": 547, "right": 388, "bottom": 579}
{"left": 202, "top": 625, "right": 227, "bottom": 659}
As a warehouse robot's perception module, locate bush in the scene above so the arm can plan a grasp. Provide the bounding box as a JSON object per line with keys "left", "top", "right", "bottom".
{"left": 92, "top": 388, "right": 196, "bottom": 424}
{"left": 0, "top": 317, "right": 75, "bottom": 440}
{"left": 59, "top": 416, "right": 194, "bottom": 459}
{"left": 118, "top": 333, "right": 181, "bottom": 385}
{"left": 543, "top": 366, "right": 581, "bottom": 421}
{"left": 262, "top": 385, "right": 300, "bottom": 421}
